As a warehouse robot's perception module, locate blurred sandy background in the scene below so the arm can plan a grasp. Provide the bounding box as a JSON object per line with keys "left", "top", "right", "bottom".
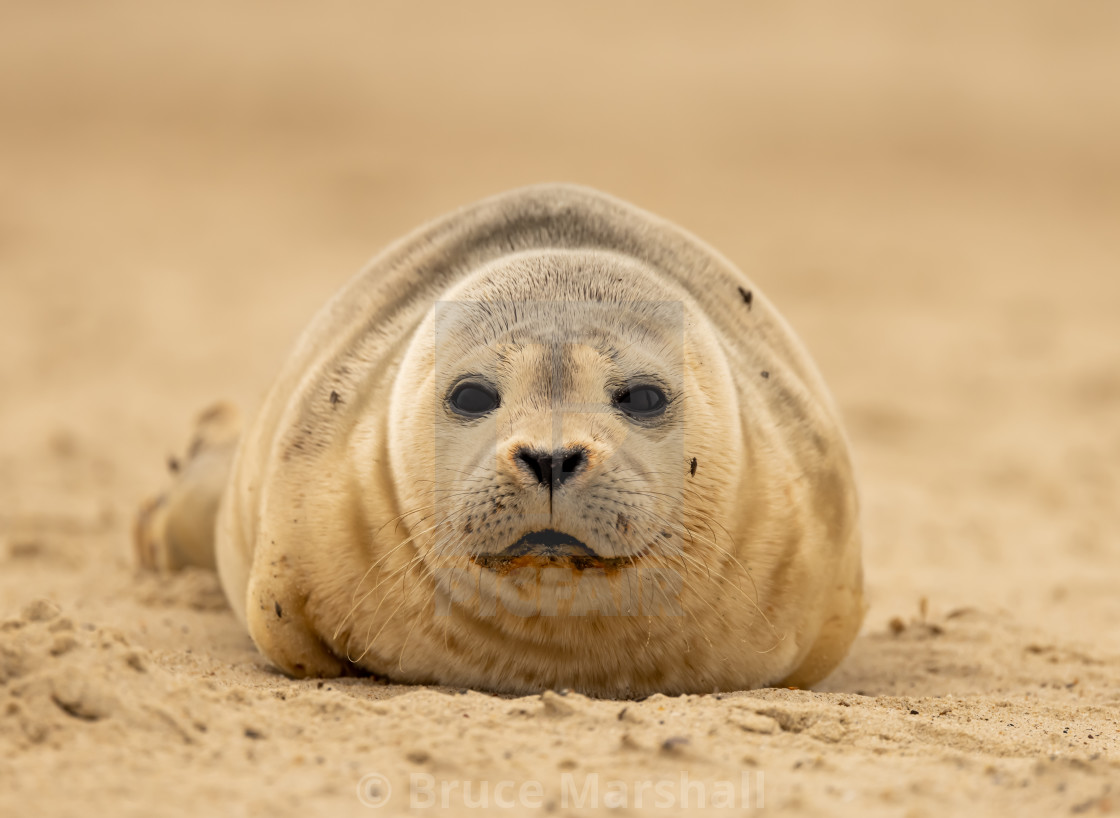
{"left": 2, "top": 2, "right": 1118, "bottom": 816}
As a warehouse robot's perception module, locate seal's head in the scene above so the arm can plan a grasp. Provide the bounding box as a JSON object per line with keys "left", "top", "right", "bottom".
{"left": 388, "top": 249, "right": 740, "bottom": 622}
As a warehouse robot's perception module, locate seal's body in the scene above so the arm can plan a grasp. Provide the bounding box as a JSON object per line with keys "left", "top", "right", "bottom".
{"left": 137, "top": 184, "right": 864, "bottom": 696}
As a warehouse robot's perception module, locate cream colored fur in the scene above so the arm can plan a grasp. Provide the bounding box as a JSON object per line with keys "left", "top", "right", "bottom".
{"left": 142, "top": 184, "right": 865, "bottom": 696}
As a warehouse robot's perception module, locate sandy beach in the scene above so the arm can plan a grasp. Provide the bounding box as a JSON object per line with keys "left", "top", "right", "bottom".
{"left": 2, "top": 2, "right": 1118, "bottom": 815}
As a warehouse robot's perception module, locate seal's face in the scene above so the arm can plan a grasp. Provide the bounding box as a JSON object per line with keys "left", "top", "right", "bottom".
{"left": 388, "top": 251, "right": 737, "bottom": 621}
{"left": 438, "top": 306, "right": 682, "bottom": 564}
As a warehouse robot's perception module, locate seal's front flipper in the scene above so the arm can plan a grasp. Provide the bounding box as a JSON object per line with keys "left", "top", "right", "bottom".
{"left": 134, "top": 402, "right": 242, "bottom": 572}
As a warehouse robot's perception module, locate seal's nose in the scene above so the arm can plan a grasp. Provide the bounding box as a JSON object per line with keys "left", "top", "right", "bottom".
{"left": 515, "top": 447, "right": 587, "bottom": 489}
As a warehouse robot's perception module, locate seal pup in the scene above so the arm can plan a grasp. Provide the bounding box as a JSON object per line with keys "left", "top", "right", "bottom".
{"left": 136, "top": 184, "right": 864, "bottom": 697}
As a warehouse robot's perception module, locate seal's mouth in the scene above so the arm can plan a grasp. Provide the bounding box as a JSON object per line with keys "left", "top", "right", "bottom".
{"left": 471, "top": 529, "right": 639, "bottom": 573}
{"left": 501, "top": 529, "right": 598, "bottom": 558}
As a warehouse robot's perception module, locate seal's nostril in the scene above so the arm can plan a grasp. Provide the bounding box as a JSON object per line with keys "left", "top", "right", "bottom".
{"left": 516, "top": 448, "right": 549, "bottom": 486}
{"left": 515, "top": 447, "right": 587, "bottom": 489}
{"left": 557, "top": 450, "right": 585, "bottom": 487}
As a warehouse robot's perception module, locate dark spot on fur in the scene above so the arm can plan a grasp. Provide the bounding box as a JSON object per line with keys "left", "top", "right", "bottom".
{"left": 464, "top": 520, "right": 473, "bottom": 534}
{"left": 689, "top": 457, "right": 698, "bottom": 477}
{"left": 737, "top": 287, "right": 753, "bottom": 309}
{"left": 274, "top": 601, "right": 283, "bottom": 618}
{"left": 616, "top": 512, "right": 630, "bottom": 534}
{"left": 761, "top": 371, "right": 770, "bottom": 379}
{"left": 329, "top": 390, "right": 341, "bottom": 406}
{"left": 244, "top": 728, "right": 264, "bottom": 740}
{"left": 167, "top": 456, "right": 180, "bottom": 474}
{"left": 771, "top": 381, "right": 810, "bottom": 424}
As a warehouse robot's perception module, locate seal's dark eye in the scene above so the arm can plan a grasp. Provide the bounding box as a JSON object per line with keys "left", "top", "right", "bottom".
{"left": 614, "top": 384, "right": 667, "bottom": 418}
{"left": 449, "top": 382, "right": 500, "bottom": 416}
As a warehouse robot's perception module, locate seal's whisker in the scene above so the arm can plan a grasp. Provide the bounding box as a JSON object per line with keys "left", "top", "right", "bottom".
{"left": 617, "top": 502, "right": 784, "bottom": 648}
{"left": 350, "top": 548, "right": 431, "bottom": 664}
{"left": 337, "top": 543, "right": 428, "bottom": 648}
{"left": 362, "top": 540, "right": 456, "bottom": 666}
{"left": 334, "top": 506, "right": 486, "bottom": 643}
